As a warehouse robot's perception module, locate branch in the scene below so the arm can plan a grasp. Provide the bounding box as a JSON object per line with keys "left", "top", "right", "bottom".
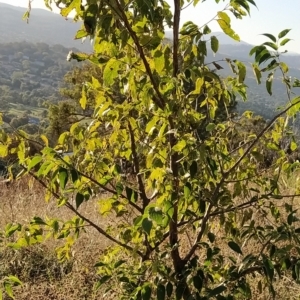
{"left": 55, "top": 155, "right": 143, "bottom": 213}
{"left": 225, "top": 98, "right": 300, "bottom": 176}
{"left": 173, "top": 0, "right": 181, "bottom": 77}
{"left": 27, "top": 168, "right": 143, "bottom": 257}
{"left": 183, "top": 203, "right": 213, "bottom": 263}
{"left": 128, "top": 121, "right": 149, "bottom": 210}
{"left": 109, "top": 0, "right": 165, "bottom": 109}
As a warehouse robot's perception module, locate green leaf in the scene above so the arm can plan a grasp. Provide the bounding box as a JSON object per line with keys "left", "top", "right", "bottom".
{"left": 266, "top": 72, "right": 274, "bottom": 96}
{"left": 280, "top": 38, "right": 292, "bottom": 46}
{"left": 142, "top": 218, "right": 152, "bottom": 235}
{"left": 280, "top": 62, "right": 289, "bottom": 73}
{"left": 193, "top": 272, "right": 205, "bottom": 293}
{"left": 61, "top": 0, "right": 81, "bottom": 17}
{"left": 217, "top": 19, "right": 240, "bottom": 41}
{"left": 262, "top": 41, "right": 278, "bottom": 51}
{"left": 175, "top": 284, "right": 185, "bottom": 299}
{"left": 80, "top": 88, "right": 87, "bottom": 110}
{"left": 28, "top": 156, "right": 43, "bottom": 171}
{"left": 208, "top": 285, "right": 227, "bottom": 297}
{"left": 211, "top": 36, "right": 219, "bottom": 54}
{"left": 203, "top": 25, "right": 211, "bottom": 34}
{"left": 263, "top": 257, "right": 274, "bottom": 281}
{"left": 252, "top": 64, "right": 262, "bottom": 84}
{"left": 71, "top": 169, "right": 79, "bottom": 183}
{"left": 7, "top": 275, "right": 22, "bottom": 286}
{"left": 22, "top": 11, "right": 30, "bottom": 22}
{"left": 148, "top": 206, "right": 163, "bottom": 225}
{"left": 217, "top": 11, "right": 231, "bottom": 24}
{"left": 173, "top": 140, "right": 187, "bottom": 152}
{"left": 75, "top": 29, "right": 88, "bottom": 39}
{"left": 228, "top": 241, "right": 243, "bottom": 255}
{"left": 290, "top": 140, "right": 297, "bottom": 152}
{"left": 261, "top": 33, "right": 277, "bottom": 43}
{"left": 59, "top": 168, "right": 68, "bottom": 189}
{"left": 31, "top": 217, "right": 47, "bottom": 225}
{"left": 157, "top": 284, "right": 166, "bottom": 300}
{"left": 208, "top": 232, "right": 215, "bottom": 243}
{"left": 190, "top": 161, "right": 198, "bottom": 178}
{"left": 249, "top": 45, "right": 266, "bottom": 57}
{"left": 4, "top": 282, "right": 13, "bottom": 298}
{"left": 75, "top": 193, "right": 85, "bottom": 209}
{"left": 184, "top": 182, "right": 191, "bottom": 200}
{"left": 235, "top": 60, "right": 246, "bottom": 83}
{"left": 103, "top": 59, "right": 121, "bottom": 86}
{"left": 278, "top": 29, "right": 291, "bottom": 39}
{"left": 95, "top": 275, "right": 111, "bottom": 290}
{"left": 190, "top": 77, "right": 204, "bottom": 95}
{"left": 166, "top": 282, "right": 173, "bottom": 297}
{"left": 142, "top": 285, "right": 152, "bottom": 300}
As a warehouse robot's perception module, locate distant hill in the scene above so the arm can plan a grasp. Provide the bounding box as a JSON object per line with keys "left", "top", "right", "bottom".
{"left": 0, "top": 3, "right": 299, "bottom": 121}
{"left": 0, "top": 2, "right": 92, "bottom": 52}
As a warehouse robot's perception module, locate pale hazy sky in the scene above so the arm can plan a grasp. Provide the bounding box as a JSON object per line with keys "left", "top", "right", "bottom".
{"left": 1, "top": 0, "right": 300, "bottom": 53}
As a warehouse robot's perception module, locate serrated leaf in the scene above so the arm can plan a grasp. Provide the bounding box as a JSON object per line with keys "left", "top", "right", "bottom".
{"left": 228, "top": 241, "right": 243, "bottom": 255}
{"left": 211, "top": 36, "right": 219, "bottom": 54}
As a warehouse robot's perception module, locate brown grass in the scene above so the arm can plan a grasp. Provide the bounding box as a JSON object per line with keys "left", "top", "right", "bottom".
{"left": 1, "top": 174, "right": 300, "bottom": 299}
{"left": 0, "top": 177, "right": 110, "bottom": 299}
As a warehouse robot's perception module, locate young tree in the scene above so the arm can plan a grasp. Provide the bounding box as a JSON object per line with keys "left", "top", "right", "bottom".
{"left": 1, "top": 0, "right": 300, "bottom": 299}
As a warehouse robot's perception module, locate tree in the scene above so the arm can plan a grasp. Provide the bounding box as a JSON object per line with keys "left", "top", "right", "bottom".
{"left": 1, "top": 0, "right": 300, "bottom": 299}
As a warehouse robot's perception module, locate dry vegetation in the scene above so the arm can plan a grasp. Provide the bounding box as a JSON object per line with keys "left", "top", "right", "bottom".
{"left": 1, "top": 175, "right": 300, "bottom": 299}
{"left": 0, "top": 177, "right": 109, "bottom": 299}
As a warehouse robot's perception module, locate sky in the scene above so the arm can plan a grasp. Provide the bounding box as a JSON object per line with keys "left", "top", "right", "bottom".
{"left": 1, "top": 0, "right": 300, "bottom": 53}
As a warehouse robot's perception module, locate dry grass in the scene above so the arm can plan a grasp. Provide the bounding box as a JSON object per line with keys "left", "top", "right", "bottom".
{"left": 1, "top": 174, "right": 300, "bottom": 299}
{"left": 0, "top": 177, "right": 110, "bottom": 299}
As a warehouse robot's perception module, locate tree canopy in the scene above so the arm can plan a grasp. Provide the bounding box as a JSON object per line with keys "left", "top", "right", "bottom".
{"left": 1, "top": 0, "right": 300, "bottom": 299}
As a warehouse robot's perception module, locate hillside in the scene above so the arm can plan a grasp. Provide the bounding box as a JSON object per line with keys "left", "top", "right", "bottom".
{"left": 0, "top": 2, "right": 300, "bottom": 122}
{"left": 0, "top": 2, "right": 92, "bottom": 52}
